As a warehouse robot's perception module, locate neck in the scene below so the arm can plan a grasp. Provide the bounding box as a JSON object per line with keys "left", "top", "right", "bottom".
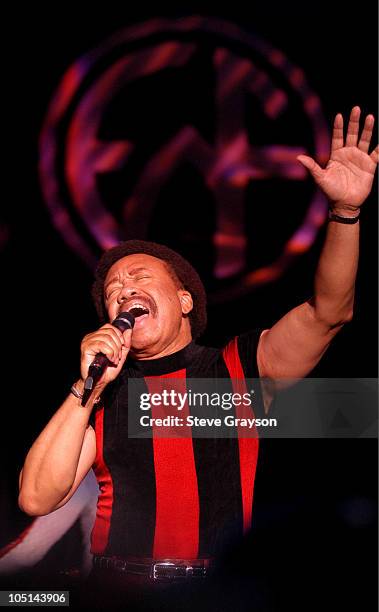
{"left": 129, "top": 330, "right": 193, "bottom": 361}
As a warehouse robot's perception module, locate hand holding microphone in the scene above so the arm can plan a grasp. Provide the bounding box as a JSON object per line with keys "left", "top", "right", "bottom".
{"left": 80, "top": 311, "right": 135, "bottom": 406}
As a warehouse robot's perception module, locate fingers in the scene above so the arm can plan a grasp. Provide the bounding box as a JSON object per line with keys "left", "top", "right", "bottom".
{"left": 101, "top": 324, "right": 125, "bottom": 347}
{"left": 358, "top": 114, "right": 375, "bottom": 153}
{"left": 82, "top": 325, "right": 125, "bottom": 364}
{"left": 97, "top": 326, "right": 125, "bottom": 363}
{"left": 85, "top": 336, "right": 120, "bottom": 364}
{"left": 331, "top": 113, "right": 344, "bottom": 152}
{"left": 332, "top": 107, "right": 376, "bottom": 155}
{"left": 345, "top": 106, "right": 361, "bottom": 147}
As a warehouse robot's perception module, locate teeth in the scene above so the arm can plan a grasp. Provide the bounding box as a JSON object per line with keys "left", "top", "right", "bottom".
{"left": 126, "top": 302, "right": 149, "bottom": 313}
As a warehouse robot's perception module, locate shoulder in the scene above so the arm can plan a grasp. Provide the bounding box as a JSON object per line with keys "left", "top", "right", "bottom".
{"left": 223, "top": 329, "right": 266, "bottom": 378}
{"left": 223, "top": 329, "right": 274, "bottom": 414}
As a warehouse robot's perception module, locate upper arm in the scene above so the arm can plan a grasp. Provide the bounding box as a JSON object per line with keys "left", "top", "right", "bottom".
{"left": 257, "top": 300, "right": 344, "bottom": 386}
{"left": 50, "top": 425, "right": 97, "bottom": 511}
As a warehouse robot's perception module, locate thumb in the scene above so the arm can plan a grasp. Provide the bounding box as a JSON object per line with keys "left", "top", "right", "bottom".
{"left": 112, "top": 343, "right": 130, "bottom": 376}
{"left": 297, "top": 155, "right": 324, "bottom": 181}
{"left": 119, "top": 343, "right": 130, "bottom": 365}
{"left": 122, "top": 328, "right": 133, "bottom": 349}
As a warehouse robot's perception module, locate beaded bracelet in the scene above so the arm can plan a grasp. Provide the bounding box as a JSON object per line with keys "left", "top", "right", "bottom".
{"left": 328, "top": 209, "right": 360, "bottom": 224}
{"left": 70, "top": 384, "right": 101, "bottom": 404}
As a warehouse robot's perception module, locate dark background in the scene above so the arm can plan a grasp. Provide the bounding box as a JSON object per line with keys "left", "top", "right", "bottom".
{"left": 1, "top": 2, "right": 377, "bottom": 610}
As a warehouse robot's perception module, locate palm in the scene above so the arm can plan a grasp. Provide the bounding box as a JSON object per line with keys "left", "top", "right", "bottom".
{"left": 298, "top": 107, "right": 378, "bottom": 209}
{"left": 319, "top": 147, "right": 377, "bottom": 206}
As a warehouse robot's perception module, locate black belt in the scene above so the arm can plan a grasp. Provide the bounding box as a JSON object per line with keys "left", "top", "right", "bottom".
{"left": 93, "top": 555, "right": 212, "bottom": 581}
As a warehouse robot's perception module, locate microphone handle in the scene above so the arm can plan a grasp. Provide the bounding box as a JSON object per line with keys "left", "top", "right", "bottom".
{"left": 87, "top": 353, "right": 110, "bottom": 384}
{"left": 82, "top": 355, "right": 109, "bottom": 407}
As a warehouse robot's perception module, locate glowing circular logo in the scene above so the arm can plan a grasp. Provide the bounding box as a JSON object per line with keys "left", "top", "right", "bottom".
{"left": 39, "top": 16, "right": 329, "bottom": 300}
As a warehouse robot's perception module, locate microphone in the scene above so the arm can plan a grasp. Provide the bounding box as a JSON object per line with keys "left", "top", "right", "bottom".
{"left": 81, "top": 311, "right": 135, "bottom": 406}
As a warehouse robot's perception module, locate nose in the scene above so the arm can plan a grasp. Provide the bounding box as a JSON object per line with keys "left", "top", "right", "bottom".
{"left": 117, "top": 285, "right": 139, "bottom": 304}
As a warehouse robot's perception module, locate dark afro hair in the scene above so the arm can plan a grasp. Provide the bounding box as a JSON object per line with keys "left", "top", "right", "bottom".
{"left": 91, "top": 240, "right": 207, "bottom": 339}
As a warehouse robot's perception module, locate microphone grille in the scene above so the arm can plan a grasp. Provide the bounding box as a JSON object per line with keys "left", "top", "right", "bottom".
{"left": 112, "top": 311, "right": 135, "bottom": 331}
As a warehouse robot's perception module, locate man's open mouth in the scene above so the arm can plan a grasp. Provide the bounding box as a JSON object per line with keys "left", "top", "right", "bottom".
{"left": 124, "top": 302, "right": 150, "bottom": 319}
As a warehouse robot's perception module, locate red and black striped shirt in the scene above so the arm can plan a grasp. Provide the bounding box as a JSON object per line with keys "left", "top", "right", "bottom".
{"left": 90, "top": 329, "right": 264, "bottom": 560}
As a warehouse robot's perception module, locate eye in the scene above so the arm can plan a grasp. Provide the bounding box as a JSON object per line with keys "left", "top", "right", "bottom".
{"left": 105, "top": 287, "right": 120, "bottom": 300}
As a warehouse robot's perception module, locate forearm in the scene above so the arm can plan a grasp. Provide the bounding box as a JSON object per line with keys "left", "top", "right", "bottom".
{"left": 314, "top": 209, "right": 359, "bottom": 326}
{"left": 19, "top": 379, "right": 100, "bottom": 514}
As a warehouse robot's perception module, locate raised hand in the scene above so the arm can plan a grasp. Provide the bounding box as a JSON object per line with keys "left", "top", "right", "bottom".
{"left": 297, "top": 106, "right": 378, "bottom": 213}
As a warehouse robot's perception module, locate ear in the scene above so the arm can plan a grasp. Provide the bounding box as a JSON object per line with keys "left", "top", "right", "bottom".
{"left": 178, "top": 290, "right": 193, "bottom": 315}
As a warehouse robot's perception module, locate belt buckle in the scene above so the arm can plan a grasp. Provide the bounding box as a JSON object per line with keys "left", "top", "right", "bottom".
{"left": 185, "top": 565, "right": 194, "bottom": 578}
{"left": 98, "top": 556, "right": 112, "bottom": 570}
{"left": 114, "top": 558, "right": 127, "bottom": 572}
{"left": 151, "top": 561, "right": 177, "bottom": 581}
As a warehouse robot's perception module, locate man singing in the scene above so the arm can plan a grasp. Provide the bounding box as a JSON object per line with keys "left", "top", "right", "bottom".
{"left": 18, "top": 108, "right": 378, "bottom": 598}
